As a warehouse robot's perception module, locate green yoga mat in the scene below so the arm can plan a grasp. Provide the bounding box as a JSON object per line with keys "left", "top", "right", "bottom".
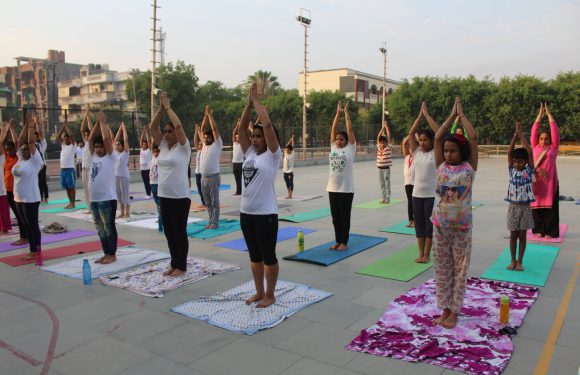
{"left": 379, "top": 220, "right": 415, "bottom": 236}
{"left": 480, "top": 244, "right": 560, "bottom": 286}
{"left": 279, "top": 208, "right": 331, "bottom": 223}
{"left": 356, "top": 244, "right": 432, "bottom": 281}
{"left": 41, "top": 203, "right": 87, "bottom": 214}
{"left": 43, "top": 199, "right": 81, "bottom": 206}
{"left": 354, "top": 199, "right": 402, "bottom": 209}
{"left": 186, "top": 219, "right": 241, "bottom": 239}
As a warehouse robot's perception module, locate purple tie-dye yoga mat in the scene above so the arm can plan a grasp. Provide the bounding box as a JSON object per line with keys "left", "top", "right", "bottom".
{"left": 346, "top": 277, "right": 539, "bottom": 375}
{"left": 0, "top": 230, "right": 95, "bottom": 253}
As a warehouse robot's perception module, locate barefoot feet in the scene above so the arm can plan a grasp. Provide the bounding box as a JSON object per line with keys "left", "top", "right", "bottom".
{"left": 330, "top": 243, "right": 340, "bottom": 250}
{"left": 100, "top": 255, "right": 117, "bottom": 264}
{"left": 335, "top": 243, "right": 348, "bottom": 251}
{"left": 441, "top": 312, "right": 458, "bottom": 329}
{"left": 433, "top": 309, "right": 451, "bottom": 326}
{"left": 162, "top": 268, "right": 175, "bottom": 276}
{"left": 256, "top": 295, "right": 276, "bottom": 308}
{"left": 515, "top": 261, "right": 524, "bottom": 271}
{"left": 170, "top": 269, "right": 186, "bottom": 277}
{"left": 506, "top": 262, "right": 516, "bottom": 270}
{"left": 245, "top": 294, "right": 264, "bottom": 305}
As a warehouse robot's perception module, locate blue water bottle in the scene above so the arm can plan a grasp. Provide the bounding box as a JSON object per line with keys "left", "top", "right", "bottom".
{"left": 82, "top": 259, "right": 92, "bottom": 285}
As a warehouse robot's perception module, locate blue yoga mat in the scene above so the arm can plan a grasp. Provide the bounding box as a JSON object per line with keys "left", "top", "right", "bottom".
{"left": 191, "top": 184, "right": 231, "bottom": 195}
{"left": 214, "top": 227, "right": 317, "bottom": 251}
{"left": 186, "top": 219, "right": 240, "bottom": 239}
{"left": 283, "top": 234, "right": 387, "bottom": 266}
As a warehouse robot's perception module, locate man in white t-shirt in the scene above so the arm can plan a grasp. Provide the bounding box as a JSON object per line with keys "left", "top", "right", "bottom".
{"left": 88, "top": 111, "right": 118, "bottom": 265}
{"left": 199, "top": 105, "right": 222, "bottom": 229}
{"left": 33, "top": 114, "right": 49, "bottom": 204}
{"left": 79, "top": 111, "right": 93, "bottom": 213}
{"left": 231, "top": 120, "right": 244, "bottom": 195}
{"left": 139, "top": 127, "right": 153, "bottom": 198}
{"left": 56, "top": 123, "right": 77, "bottom": 209}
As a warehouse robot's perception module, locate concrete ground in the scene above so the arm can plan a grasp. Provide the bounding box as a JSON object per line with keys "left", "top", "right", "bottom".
{"left": 0, "top": 157, "right": 578, "bottom": 375}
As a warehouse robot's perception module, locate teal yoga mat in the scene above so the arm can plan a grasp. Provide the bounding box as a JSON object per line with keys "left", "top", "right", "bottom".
{"left": 41, "top": 203, "right": 88, "bottom": 214}
{"left": 480, "top": 244, "right": 560, "bottom": 286}
{"left": 354, "top": 199, "right": 402, "bottom": 209}
{"left": 43, "top": 199, "right": 81, "bottom": 206}
{"left": 283, "top": 234, "right": 387, "bottom": 266}
{"left": 279, "top": 208, "right": 331, "bottom": 223}
{"left": 187, "top": 219, "right": 241, "bottom": 239}
{"left": 379, "top": 220, "right": 415, "bottom": 236}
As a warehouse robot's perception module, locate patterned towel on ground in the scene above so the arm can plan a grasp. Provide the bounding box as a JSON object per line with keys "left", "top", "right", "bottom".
{"left": 121, "top": 216, "right": 203, "bottom": 230}
{"left": 346, "top": 277, "right": 539, "bottom": 375}
{"left": 171, "top": 280, "right": 333, "bottom": 335}
{"left": 41, "top": 247, "right": 170, "bottom": 280}
{"left": 186, "top": 219, "right": 241, "bottom": 239}
{"left": 57, "top": 211, "right": 157, "bottom": 223}
{"left": 100, "top": 257, "right": 240, "bottom": 297}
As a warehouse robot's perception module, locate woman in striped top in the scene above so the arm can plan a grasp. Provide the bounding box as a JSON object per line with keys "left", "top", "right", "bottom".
{"left": 376, "top": 120, "right": 392, "bottom": 204}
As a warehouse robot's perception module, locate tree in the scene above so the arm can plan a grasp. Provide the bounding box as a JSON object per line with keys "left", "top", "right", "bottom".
{"left": 246, "top": 70, "right": 281, "bottom": 99}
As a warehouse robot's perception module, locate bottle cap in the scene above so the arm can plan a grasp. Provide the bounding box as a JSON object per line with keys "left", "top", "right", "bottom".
{"left": 501, "top": 295, "right": 509, "bottom": 302}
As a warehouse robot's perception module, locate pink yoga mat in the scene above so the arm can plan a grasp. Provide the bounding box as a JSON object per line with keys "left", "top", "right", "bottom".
{"left": 0, "top": 229, "right": 95, "bottom": 253}
{"left": 0, "top": 239, "right": 134, "bottom": 266}
{"left": 526, "top": 224, "right": 568, "bottom": 243}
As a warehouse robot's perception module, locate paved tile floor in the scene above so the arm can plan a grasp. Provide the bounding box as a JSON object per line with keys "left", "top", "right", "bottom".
{"left": 0, "top": 157, "right": 578, "bottom": 375}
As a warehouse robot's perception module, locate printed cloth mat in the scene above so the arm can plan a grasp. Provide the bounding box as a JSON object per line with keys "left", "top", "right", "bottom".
{"left": 171, "top": 280, "right": 332, "bottom": 335}
{"left": 526, "top": 224, "right": 568, "bottom": 243}
{"left": 276, "top": 194, "right": 323, "bottom": 202}
{"left": 346, "top": 277, "right": 539, "bottom": 375}
{"left": 186, "top": 219, "right": 241, "bottom": 239}
{"left": 100, "top": 257, "right": 240, "bottom": 297}
{"left": 41, "top": 247, "right": 170, "bottom": 280}
{"left": 120, "top": 216, "right": 203, "bottom": 229}
{"left": 57, "top": 210, "right": 157, "bottom": 223}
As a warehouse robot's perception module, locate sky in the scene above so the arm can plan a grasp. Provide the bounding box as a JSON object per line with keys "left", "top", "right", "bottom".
{"left": 1, "top": 0, "right": 579, "bottom": 89}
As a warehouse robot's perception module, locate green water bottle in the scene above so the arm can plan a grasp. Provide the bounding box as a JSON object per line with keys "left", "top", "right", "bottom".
{"left": 297, "top": 230, "right": 304, "bottom": 253}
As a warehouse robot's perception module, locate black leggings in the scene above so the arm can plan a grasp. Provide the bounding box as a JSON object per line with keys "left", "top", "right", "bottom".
{"left": 160, "top": 197, "right": 191, "bottom": 271}
{"left": 240, "top": 213, "right": 279, "bottom": 265}
{"left": 532, "top": 184, "right": 560, "bottom": 237}
{"left": 405, "top": 184, "right": 414, "bottom": 222}
{"left": 38, "top": 165, "right": 49, "bottom": 200}
{"left": 412, "top": 196, "right": 435, "bottom": 238}
{"left": 283, "top": 172, "right": 294, "bottom": 191}
{"left": 329, "top": 192, "right": 354, "bottom": 244}
{"left": 15, "top": 202, "right": 41, "bottom": 253}
{"left": 140, "top": 170, "right": 151, "bottom": 196}
{"left": 7, "top": 191, "right": 27, "bottom": 239}
{"left": 233, "top": 162, "right": 243, "bottom": 195}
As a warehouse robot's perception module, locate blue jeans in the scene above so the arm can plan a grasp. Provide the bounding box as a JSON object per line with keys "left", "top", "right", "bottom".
{"left": 90, "top": 200, "right": 118, "bottom": 255}
{"left": 151, "top": 184, "right": 163, "bottom": 231}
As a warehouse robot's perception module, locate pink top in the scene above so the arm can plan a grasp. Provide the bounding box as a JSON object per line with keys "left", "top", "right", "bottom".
{"left": 530, "top": 120, "right": 559, "bottom": 209}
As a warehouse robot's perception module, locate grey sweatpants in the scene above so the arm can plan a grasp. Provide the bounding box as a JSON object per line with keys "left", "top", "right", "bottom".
{"left": 202, "top": 174, "right": 221, "bottom": 226}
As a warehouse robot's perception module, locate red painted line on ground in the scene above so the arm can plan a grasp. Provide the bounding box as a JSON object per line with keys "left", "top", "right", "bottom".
{"left": 0, "top": 339, "right": 42, "bottom": 366}
{"left": 0, "top": 288, "right": 59, "bottom": 375}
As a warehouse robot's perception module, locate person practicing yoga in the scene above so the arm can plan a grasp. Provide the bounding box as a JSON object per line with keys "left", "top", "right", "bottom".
{"left": 150, "top": 91, "right": 192, "bottom": 277}
{"left": 193, "top": 123, "right": 206, "bottom": 208}
{"left": 199, "top": 105, "right": 222, "bottom": 229}
{"left": 114, "top": 122, "right": 131, "bottom": 218}
{"left": 79, "top": 111, "right": 93, "bottom": 213}
{"left": 57, "top": 121, "right": 77, "bottom": 209}
{"left": 33, "top": 113, "right": 49, "bottom": 204}
{"left": 237, "top": 83, "right": 282, "bottom": 308}
{"left": 376, "top": 120, "right": 393, "bottom": 204}
{"left": 327, "top": 100, "right": 356, "bottom": 251}
{"left": 232, "top": 119, "right": 244, "bottom": 196}
{"left": 530, "top": 103, "right": 560, "bottom": 239}
{"left": 407, "top": 102, "right": 440, "bottom": 263}
{"left": 149, "top": 144, "right": 163, "bottom": 232}
{"left": 505, "top": 122, "right": 535, "bottom": 271}
{"left": 139, "top": 126, "right": 153, "bottom": 198}
{"left": 13, "top": 112, "right": 44, "bottom": 264}
{"left": 88, "top": 111, "right": 119, "bottom": 264}
{"left": 283, "top": 135, "right": 295, "bottom": 199}
{"left": 3, "top": 119, "right": 27, "bottom": 246}
{"left": 0, "top": 124, "right": 11, "bottom": 234}
{"left": 401, "top": 135, "right": 415, "bottom": 227}
{"left": 431, "top": 96, "right": 478, "bottom": 329}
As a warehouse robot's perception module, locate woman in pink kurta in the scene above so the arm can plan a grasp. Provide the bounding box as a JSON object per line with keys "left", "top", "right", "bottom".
{"left": 530, "top": 103, "right": 560, "bottom": 238}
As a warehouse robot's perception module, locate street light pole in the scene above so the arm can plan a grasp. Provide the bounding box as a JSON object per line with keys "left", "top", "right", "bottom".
{"left": 296, "top": 8, "right": 311, "bottom": 160}
{"left": 150, "top": 0, "right": 160, "bottom": 120}
{"left": 379, "top": 43, "right": 387, "bottom": 126}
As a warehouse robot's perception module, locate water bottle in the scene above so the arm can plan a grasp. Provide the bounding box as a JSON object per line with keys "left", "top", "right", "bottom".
{"left": 297, "top": 230, "right": 304, "bottom": 253}
{"left": 82, "top": 259, "right": 92, "bottom": 285}
{"left": 499, "top": 295, "right": 509, "bottom": 325}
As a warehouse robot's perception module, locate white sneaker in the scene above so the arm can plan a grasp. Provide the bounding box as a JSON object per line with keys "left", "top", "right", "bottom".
{"left": 145, "top": 195, "right": 152, "bottom": 199}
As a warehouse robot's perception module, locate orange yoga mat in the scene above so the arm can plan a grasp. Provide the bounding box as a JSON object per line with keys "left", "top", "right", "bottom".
{"left": 0, "top": 239, "right": 134, "bottom": 267}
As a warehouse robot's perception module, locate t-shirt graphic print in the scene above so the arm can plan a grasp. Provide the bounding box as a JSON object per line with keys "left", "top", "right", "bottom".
{"left": 242, "top": 159, "right": 258, "bottom": 188}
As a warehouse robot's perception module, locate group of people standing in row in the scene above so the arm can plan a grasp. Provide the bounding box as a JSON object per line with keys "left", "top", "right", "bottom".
{"left": 0, "top": 83, "right": 562, "bottom": 322}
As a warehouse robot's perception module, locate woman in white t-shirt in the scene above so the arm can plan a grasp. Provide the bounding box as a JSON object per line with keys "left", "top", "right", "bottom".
{"left": 232, "top": 119, "right": 244, "bottom": 195}
{"left": 238, "top": 83, "right": 281, "bottom": 308}
{"left": 407, "top": 102, "right": 440, "bottom": 264}
{"left": 13, "top": 112, "right": 44, "bottom": 264}
{"left": 283, "top": 135, "right": 295, "bottom": 199}
{"left": 149, "top": 144, "right": 162, "bottom": 232}
{"left": 327, "top": 101, "right": 356, "bottom": 251}
{"left": 139, "top": 127, "right": 153, "bottom": 197}
{"left": 150, "top": 92, "right": 191, "bottom": 277}
{"left": 88, "top": 111, "right": 119, "bottom": 265}
{"left": 402, "top": 135, "right": 416, "bottom": 228}
{"left": 114, "top": 122, "right": 131, "bottom": 218}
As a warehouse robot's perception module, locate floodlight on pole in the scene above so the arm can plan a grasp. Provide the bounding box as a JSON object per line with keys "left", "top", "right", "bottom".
{"left": 379, "top": 43, "right": 387, "bottom": 126}
{"left": 296, "top": 8, "right": 311, "bottom": 160}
